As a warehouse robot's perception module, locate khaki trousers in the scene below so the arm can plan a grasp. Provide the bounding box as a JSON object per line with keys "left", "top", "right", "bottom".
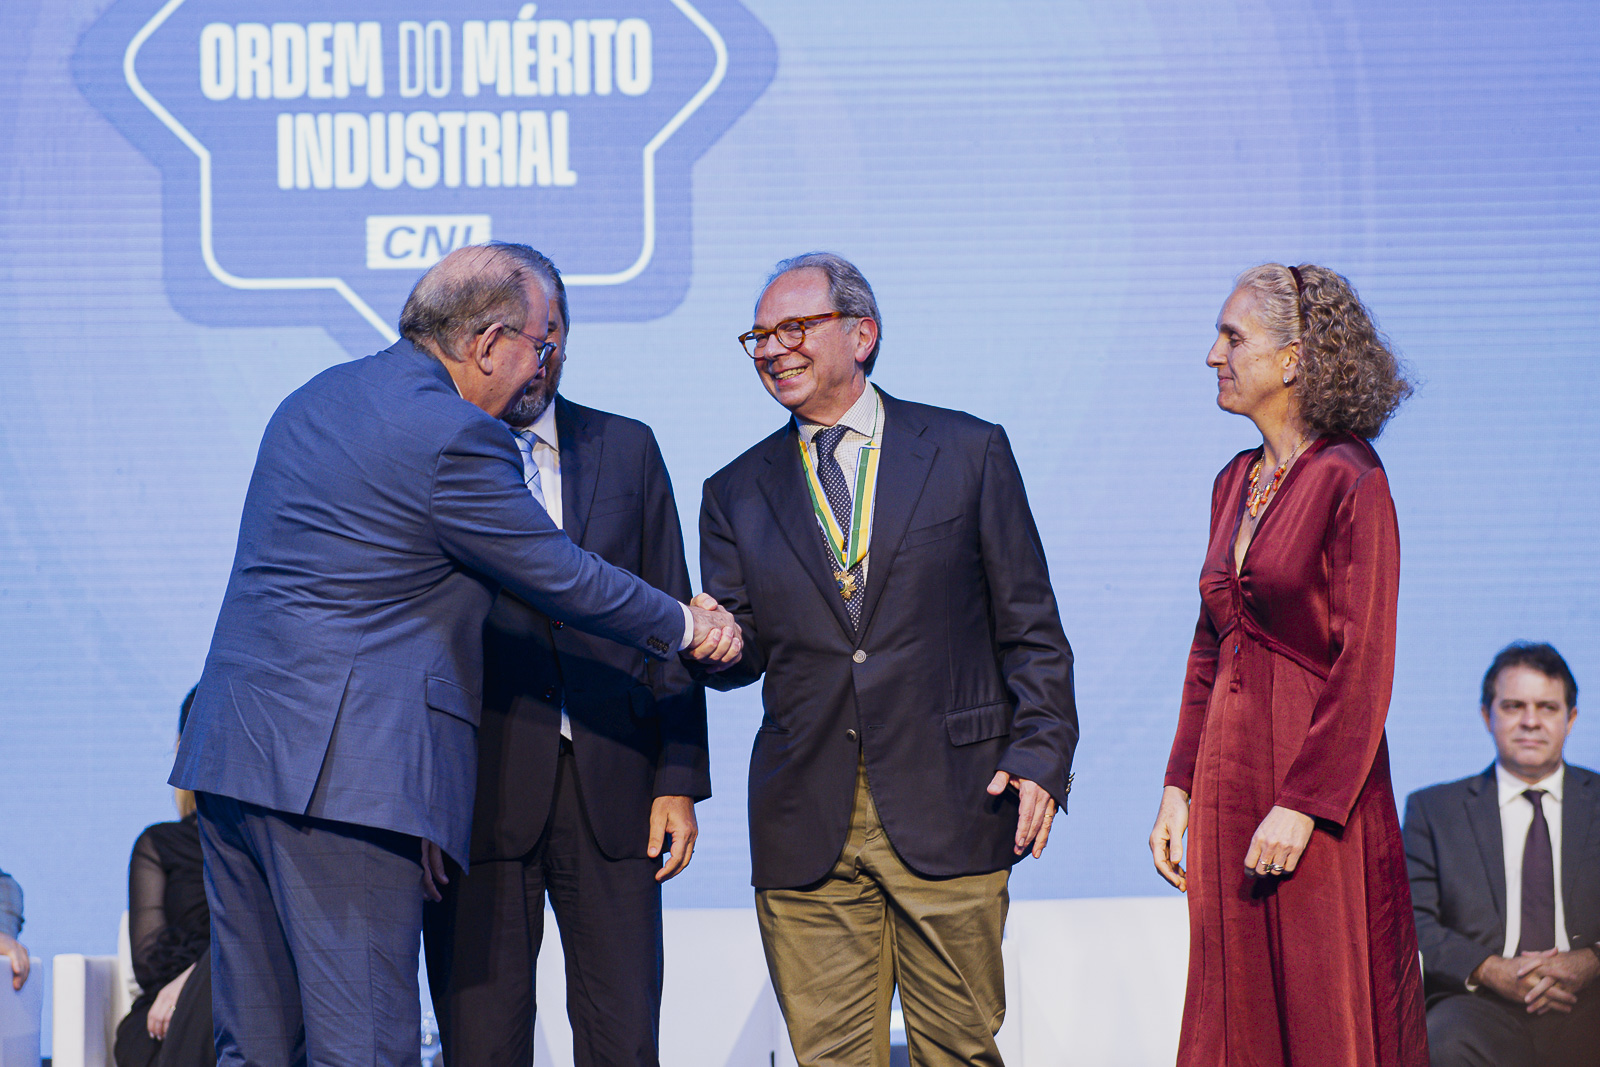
{"left": 755, "top": 760, "right": 1010, "bottom": 1067}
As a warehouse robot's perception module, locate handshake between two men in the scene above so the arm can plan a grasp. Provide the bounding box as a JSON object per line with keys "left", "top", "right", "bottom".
{"left": 684, "top": 592, "right": 742, "bottom": 669}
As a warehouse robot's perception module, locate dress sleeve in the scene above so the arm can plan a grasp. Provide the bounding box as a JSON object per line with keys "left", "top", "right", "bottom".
{"left": 128, "top": 823, "right": 209, "bottom": 994}
{"left": 1275, "top": 467, "right": 1400, "bottom": 826}
{"left": 127, "top": 829, "right": 168, "bottom": 993}
{"left": 1164, "top": 609, "right": 1221, "bottom": 794}
{"left": 1163, "top": 467, "right": 1231, "bottom": 793}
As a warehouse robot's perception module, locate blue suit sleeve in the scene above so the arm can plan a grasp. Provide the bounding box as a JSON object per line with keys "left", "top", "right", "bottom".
{"left": 431, "top": 417, "right": 685, "bottom": 659}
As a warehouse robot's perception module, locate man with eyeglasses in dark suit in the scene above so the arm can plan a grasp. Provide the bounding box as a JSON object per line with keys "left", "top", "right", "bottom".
{"left": 697, "top": 252, "right": 1079, "bottom": 1066}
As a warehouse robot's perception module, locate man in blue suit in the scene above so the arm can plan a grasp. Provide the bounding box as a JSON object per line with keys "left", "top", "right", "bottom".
{"left": 699, "top": 254, "right": 1078, "bottom": 1065}
{"left": 172, "top": 243, "right": 739, "bottom": 1067}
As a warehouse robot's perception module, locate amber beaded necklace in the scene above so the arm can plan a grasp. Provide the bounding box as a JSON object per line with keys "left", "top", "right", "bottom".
{"left": 1245, "top": 434, "right": 1307, "bottom": 518}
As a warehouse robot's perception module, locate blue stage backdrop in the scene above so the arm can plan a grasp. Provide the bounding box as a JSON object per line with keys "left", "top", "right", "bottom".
{"left": 3, "top": 0, "right": 1598, "bottom": 1051}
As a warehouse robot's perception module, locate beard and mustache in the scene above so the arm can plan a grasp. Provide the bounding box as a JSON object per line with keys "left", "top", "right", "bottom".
{"left": 503, "top": 351, "right": 564, "bottom": 428}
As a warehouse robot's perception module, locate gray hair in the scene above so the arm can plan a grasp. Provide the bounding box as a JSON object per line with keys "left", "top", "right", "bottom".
{"left": 1234, "top": 262, "right": 1411, "bottom": 439}
{"left": 398, "top": 242, "right": 565, "bottom": 359}
{"left": 761, "top": 252, "right": 883, "bottom": 374}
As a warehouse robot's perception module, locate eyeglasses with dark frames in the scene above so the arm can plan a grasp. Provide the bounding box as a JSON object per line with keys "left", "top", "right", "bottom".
{"left": 485, "top": 322, "right": 558, "bottom": 367}
{"left": 737, "top": 311, "right": 849, "bottom": 358}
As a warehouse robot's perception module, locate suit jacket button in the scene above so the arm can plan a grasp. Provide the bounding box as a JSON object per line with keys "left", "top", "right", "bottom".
{"left": 543, "top": 687, "right": 557, "bottom": 701}
{"left": 552, "top": 620, "right": 565, "bottom": 630}
{"left": 852, "top": 650, "right": 867, "bottom": 663}
{"left": 846, "top": 729, "right": 859, "bottom": 743}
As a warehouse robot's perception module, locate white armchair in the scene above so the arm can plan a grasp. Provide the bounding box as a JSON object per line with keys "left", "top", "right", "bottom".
{"left": 52, "top": 912, "right": 138, "bottom": 1067}
{"left": 0, "top": 955, "right": 42, "bottom": 1067}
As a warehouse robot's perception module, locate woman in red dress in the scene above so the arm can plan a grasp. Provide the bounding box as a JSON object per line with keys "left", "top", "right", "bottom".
{"left": 1149, "top": 263, "right": 1428, "bottom": 1066}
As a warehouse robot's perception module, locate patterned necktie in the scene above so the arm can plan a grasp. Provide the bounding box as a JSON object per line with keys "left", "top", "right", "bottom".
{"left": 513, "top": 428, "right": 547, "bottom": 511}
{"left": 814, "top": 425, "right": 864, "bottom": 628}
{"left": 1518, "top": 788, "right": 1556, "bottom": 954}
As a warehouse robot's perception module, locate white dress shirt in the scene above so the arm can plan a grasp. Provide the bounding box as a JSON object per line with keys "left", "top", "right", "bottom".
{"left": 795, "top": 384, "right": 885, "bottom": 584}
{"left": 1497, "top": 761, "right": 1569, "bottom": 956}
{"left": 514, "top": 401, "right": 563, "bottom": 528}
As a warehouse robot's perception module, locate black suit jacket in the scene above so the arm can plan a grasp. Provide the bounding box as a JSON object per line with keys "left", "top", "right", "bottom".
{"left": 699, "top": 391, "right": 1078, "bottom": 888}
{"left": 1403, "top": 762, "right": 1600, "bottom": 1003}
{"left": 469, "top": 397, "right": 709, "bottom": 863}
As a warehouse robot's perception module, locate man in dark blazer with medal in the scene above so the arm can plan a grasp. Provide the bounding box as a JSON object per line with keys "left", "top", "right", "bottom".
{"left": 422, "top": 250, "right": 709, "bottom": 1066}
{"left": 698, "top": 253, "right": 1079, "bottom": 1066}
{"left": 1404, "top": 642, "right": 1600, "bottom": 1066}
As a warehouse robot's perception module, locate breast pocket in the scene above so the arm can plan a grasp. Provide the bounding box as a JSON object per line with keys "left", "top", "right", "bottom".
{"left": 901, "top": 514, "right": 963, "bottom": 550}
{"left": 588, "top": 490, "right": 641, "bottom": 519}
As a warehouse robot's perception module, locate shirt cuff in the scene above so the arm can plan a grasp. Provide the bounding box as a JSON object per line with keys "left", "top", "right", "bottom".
{"left": 679, "top": 603, "right": 696, "bottom": 651}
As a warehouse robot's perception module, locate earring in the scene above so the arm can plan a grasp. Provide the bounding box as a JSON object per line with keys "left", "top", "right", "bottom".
{"left": 1282, "top": 374, "right": 1292, "bottom": 385}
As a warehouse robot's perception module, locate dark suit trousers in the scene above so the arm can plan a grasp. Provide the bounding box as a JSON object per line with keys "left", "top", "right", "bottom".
{"left": 1427, "top": 987, "right": 1600, "bottom": 1067}
{"left": 197, "top": 792, "right": 424, "bottom": 1067}
{"left": 423, "top": 744, "right": 664, "bottom": 1067}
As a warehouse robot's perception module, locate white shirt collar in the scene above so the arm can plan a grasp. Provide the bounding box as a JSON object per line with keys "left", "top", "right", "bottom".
{"left": 512, "top": 398, "right": 560, "bottom": 451}
{"left": 1496, "top": 761, "right": 1565, "bottom": 807}
{"left": 796, "top": 383, "right": 880, "bottom": 442}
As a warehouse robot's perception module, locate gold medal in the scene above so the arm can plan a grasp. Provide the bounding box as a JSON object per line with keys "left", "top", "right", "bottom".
{"left": 837, "top": 570, "right": 858, "bottom": 600}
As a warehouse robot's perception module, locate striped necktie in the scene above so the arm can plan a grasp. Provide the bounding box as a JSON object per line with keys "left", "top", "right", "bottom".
{"left": 512, "top": 428, "right": 547, "bottom": 511}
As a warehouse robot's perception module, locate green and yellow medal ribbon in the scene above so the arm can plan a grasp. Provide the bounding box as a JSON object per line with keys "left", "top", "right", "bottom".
{"left": 797, "top": 434, "right": 881, "bottom": 581}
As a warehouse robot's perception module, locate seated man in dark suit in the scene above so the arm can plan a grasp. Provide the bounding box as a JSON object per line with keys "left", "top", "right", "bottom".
{"left": 1404, "top": 641, "right": 1600, "bottom": 1067}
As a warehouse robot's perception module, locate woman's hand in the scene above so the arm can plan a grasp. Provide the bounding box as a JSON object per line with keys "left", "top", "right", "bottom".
{"left": 1150, "top": 786, "right": 1190, "bottom": 892}
{"left": 147, "top": 962, "right": 195, "bottom": 1040}
{"left": 1244, "top": 805, "right": 1314, "bottom": 877}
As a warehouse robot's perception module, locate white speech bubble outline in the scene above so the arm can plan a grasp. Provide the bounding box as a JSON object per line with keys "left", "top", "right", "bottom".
{"left": 124, "top": 0, "right": 730, "bottom": 342}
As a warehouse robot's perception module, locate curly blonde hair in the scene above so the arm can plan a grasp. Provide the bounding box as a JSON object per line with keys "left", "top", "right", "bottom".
{"left": 1235, "top": 263, "right": 1412, "bottom": 439}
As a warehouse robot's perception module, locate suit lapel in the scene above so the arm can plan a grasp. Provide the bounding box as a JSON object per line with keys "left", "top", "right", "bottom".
{"left": 854, "top": 394, "right": 935, "bottom": 640}
{"left": 1562, "top": 764, "right": 1597, "bottom": 917}
{"left": 1466, "top": 765, "right": 1507, "bottom": 923}
{"left": 756, "top": 425, "right": 855, "bottom": 637}
{"left": 555, "top": 397, "right": 600, "bottom": 546}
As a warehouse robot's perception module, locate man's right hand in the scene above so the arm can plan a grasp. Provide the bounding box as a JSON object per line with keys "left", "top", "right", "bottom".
{"left": 685, "top": 593, "right": 742, "bottom": 671}
{"left": 421, "top": 840, "right": 449, "bottom": 903}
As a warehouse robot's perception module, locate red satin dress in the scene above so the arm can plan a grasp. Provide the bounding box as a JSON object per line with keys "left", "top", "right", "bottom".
{"left": 1164, "top": 435, "right": 1428, "bottom": 1067}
